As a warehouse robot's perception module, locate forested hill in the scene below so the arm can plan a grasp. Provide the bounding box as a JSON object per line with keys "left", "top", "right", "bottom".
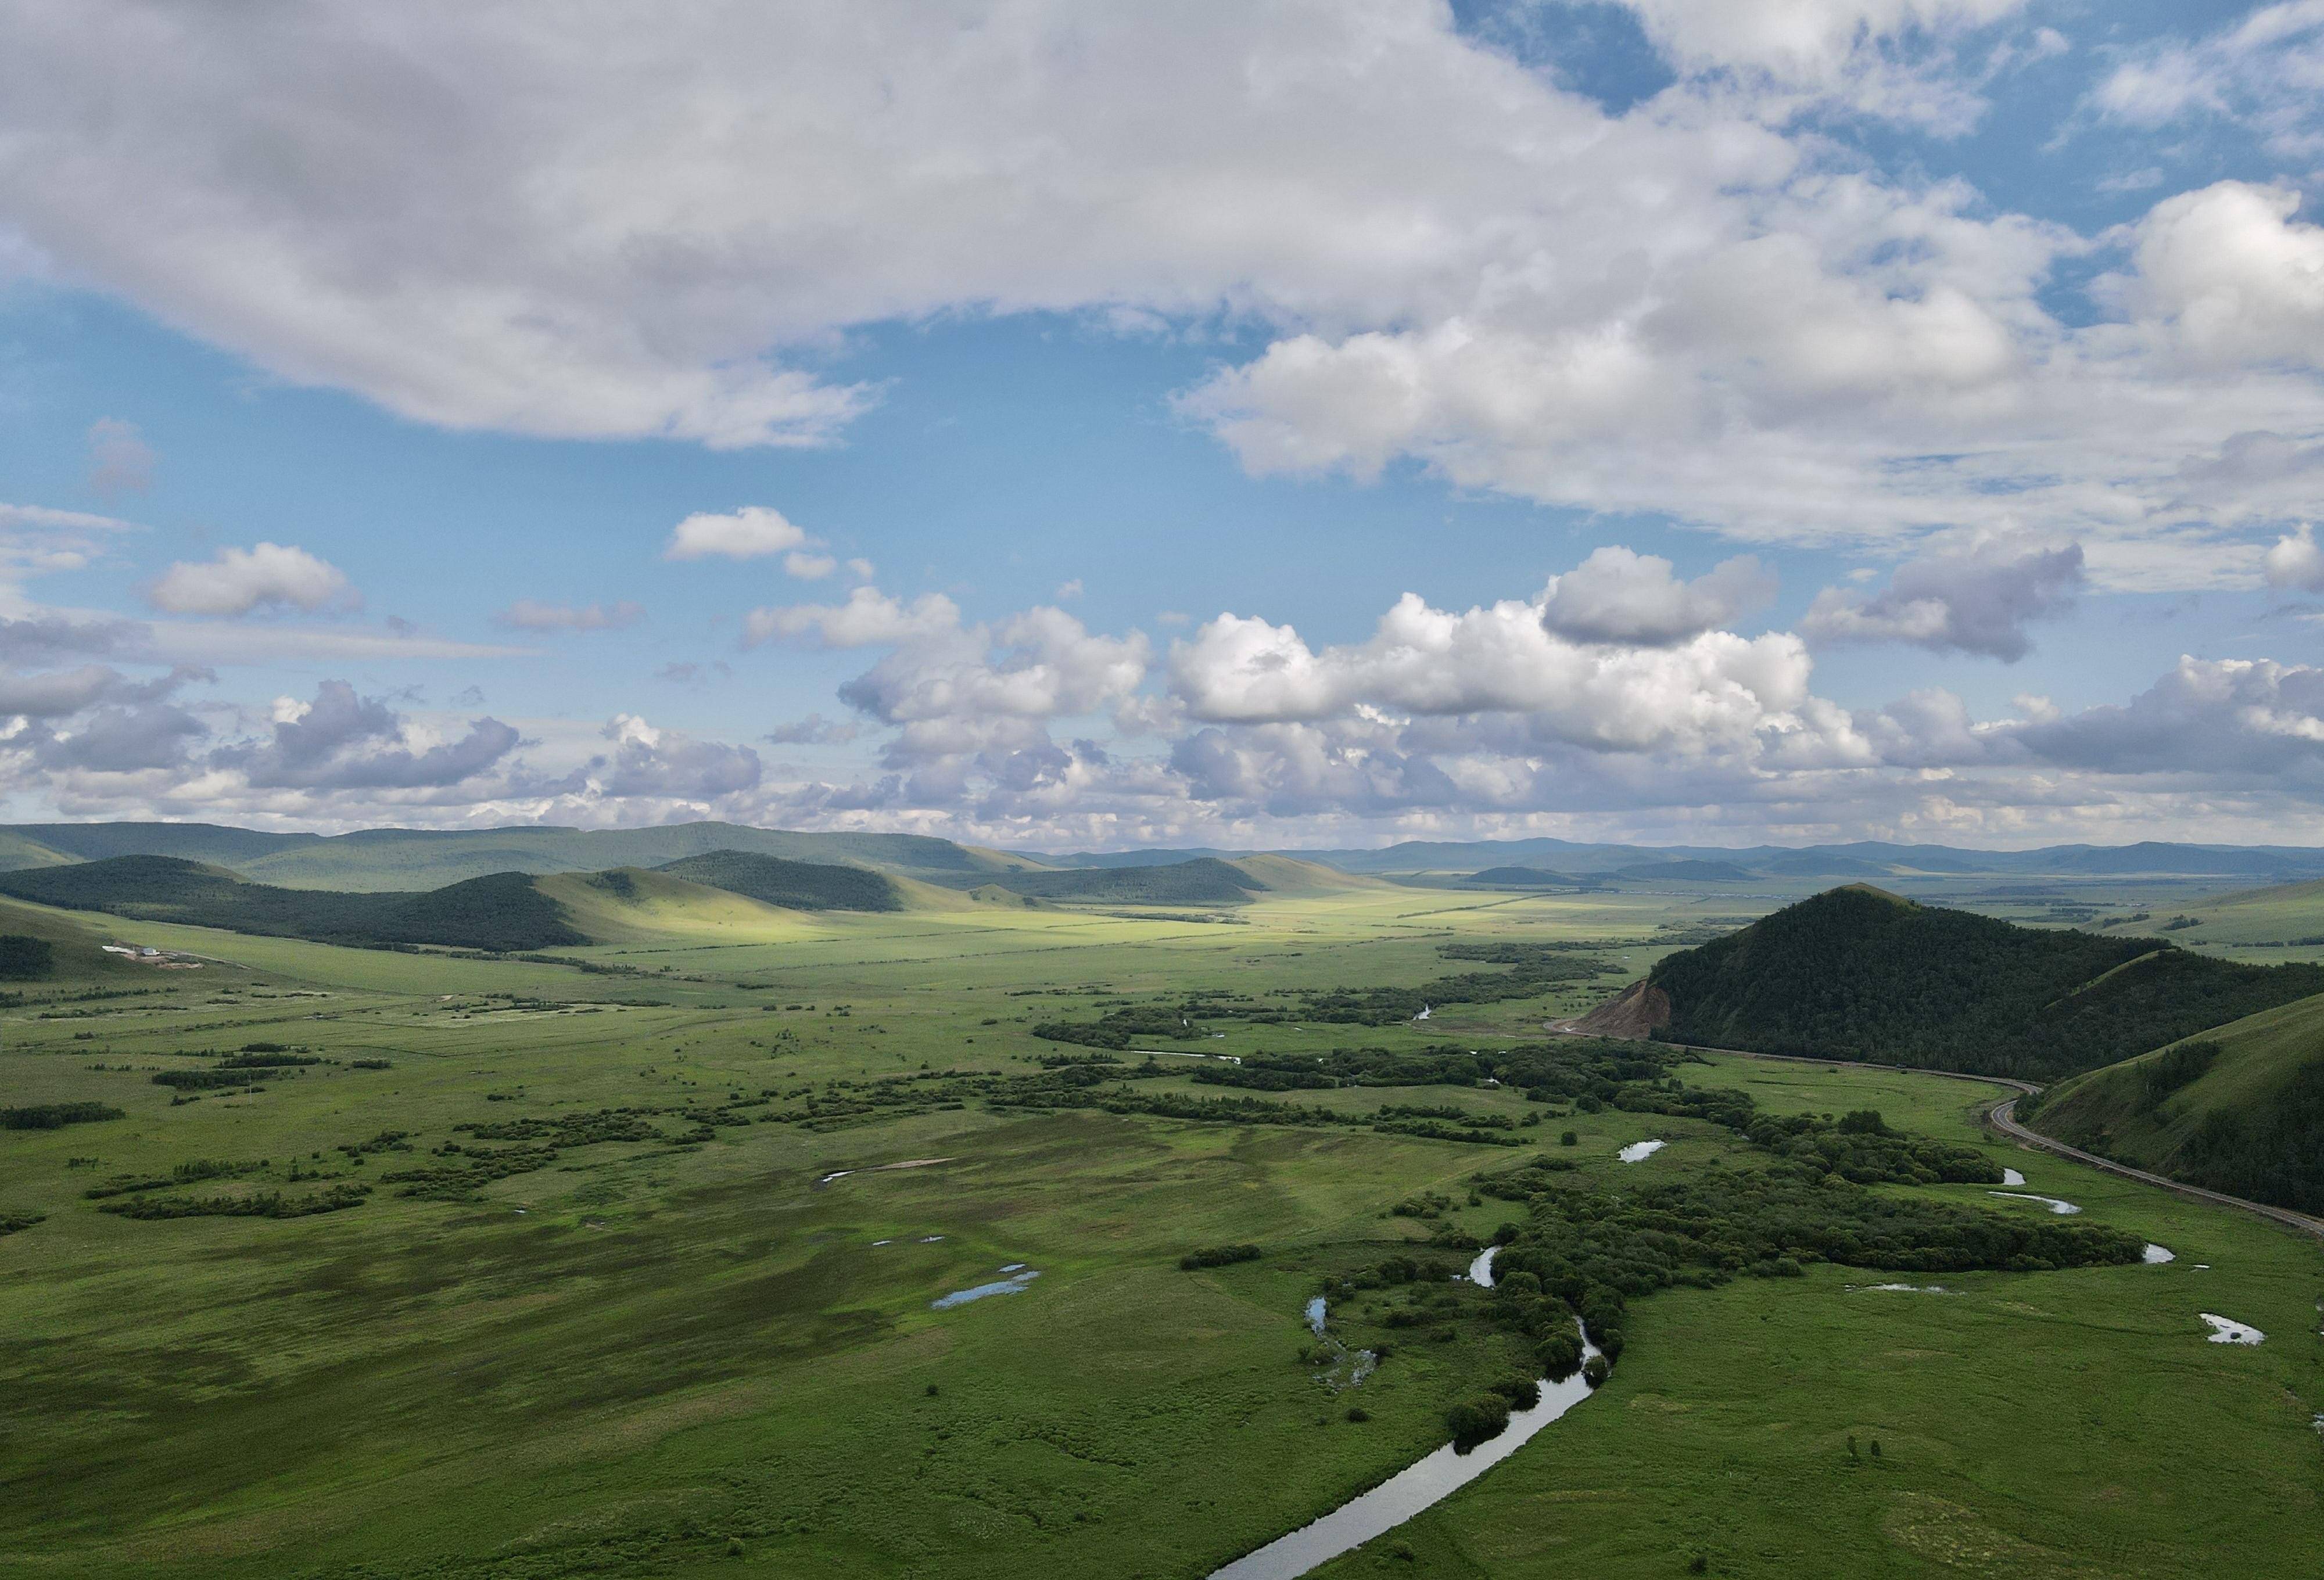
{"left": 1644, "top": 885, "right": 2324, "bottom": 1080}
{"left": 2027, "top": 994, "right": 2324, "bottom": 1216}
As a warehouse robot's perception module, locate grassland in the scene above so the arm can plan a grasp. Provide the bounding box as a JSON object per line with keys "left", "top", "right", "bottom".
{"left": 0, "top": 877, "right": 2318, "bottom": 1579}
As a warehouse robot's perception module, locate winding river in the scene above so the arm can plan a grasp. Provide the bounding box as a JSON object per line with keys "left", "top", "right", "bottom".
{"left": 1208, "top": 1326, "right": 1603, "bottom": 1580}
{"left": 1209, "top": 1246, "right": 1598, "bottom": 1580}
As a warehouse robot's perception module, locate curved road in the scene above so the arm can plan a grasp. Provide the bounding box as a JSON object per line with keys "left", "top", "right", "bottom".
{"left": 1984, "top": 1091, "right": 2324, "bottom": 1241}
{"left": 1586, "top": 1028, "right": 2324, "bottom": 1244}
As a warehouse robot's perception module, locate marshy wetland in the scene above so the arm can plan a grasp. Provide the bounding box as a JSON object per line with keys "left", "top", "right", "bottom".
{"left": 1, "top": 874, "right": 2319, "bottom": 1578}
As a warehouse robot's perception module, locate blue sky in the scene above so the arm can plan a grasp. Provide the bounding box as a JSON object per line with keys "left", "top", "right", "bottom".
{"left": 0, "top": 1, "right": 2322, "bottom": 850}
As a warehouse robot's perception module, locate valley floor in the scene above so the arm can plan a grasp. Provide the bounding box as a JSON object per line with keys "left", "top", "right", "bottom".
{"left": 0, "top": 885, "right": 2317, "bottom": 1578}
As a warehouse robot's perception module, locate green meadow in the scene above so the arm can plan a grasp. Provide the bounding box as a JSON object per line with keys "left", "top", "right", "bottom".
{"left": 1, "top": 879, "right": 2319, "bottom": 1578}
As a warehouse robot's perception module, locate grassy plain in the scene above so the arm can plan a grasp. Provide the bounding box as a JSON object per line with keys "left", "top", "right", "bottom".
{"left": 0, "top": 880, "right": 2318, "bottom": 1578}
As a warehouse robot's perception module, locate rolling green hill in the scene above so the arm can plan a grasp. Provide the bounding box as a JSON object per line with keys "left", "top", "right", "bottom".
{"left": 956, "top": 856, "right": 1269, "bottom": 905}
{"left": 1461, "top": 866, "right": 1580, "bottom": 888}
{"left": 652, "top": 850, "right": 902, "bottom": 911}
{"left": 0, "top": 856, "right": 584, "bottom": 951}
{"left": 1640, "top": 885, "right": 2324, "bottom": 1079}
{"left": 2026, "top": 993, "right": 2324, "bottom": 1214}
{"left": 0, "top": 821, "right": 1039, "bottom": 892}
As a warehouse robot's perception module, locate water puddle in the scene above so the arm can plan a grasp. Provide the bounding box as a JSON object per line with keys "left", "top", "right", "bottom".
{"left": 1140, "top": 1050, "right": 1245, "bottom": 1066}
{"left": 2200, "top": 1313, "right": 2264, "bottom": 1345}
{"left": 2143, "top": 1244, "right": 2175, "bottom": 1264}
{"left": 1208, "top": 1323, "right": 1604, "bottom": 1580}
{"left": 1412, "top": 1006, "right": 1432, "bottom": 1021}
{"left": 1988, "top": 1190, "right": 2081, "bottom": 1215}
{"left": 1000, "top": 1262, "right": 1027, "bottom": 1273}
{"left": 1853, "top": 1283, "right": 1952, "bottom": 1294}
{"left": 1617, "top": 1140, "right": 1666, "bottom": 1163}
{"left": 817, "top": 1157, "right": 953, "bottom": 1187}
{"left": 1303, "top": 1297, "right": 1375, "bottom": 1391}
{"left": 870, "top": 1238, "right": 893, "bottom": 1247}
{"left": 931, "top": 1269, "right": 1041, "bottom": 1310}
{"left": 919, "top": 1234, "right": 946, "bottom": 1243}
{"left": 2002, "top": 1168, "right": 2025, "bottom": 1187}
{"left": 1466, "top": 1245, "right": 1499, "bottom": 1288}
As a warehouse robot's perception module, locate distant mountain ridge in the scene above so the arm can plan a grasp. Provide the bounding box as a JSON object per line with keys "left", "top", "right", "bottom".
{"left": 0, "top": 846, "right": 928, "bottom": 951}
{"left": 0, "top": 820, "right": 2320, "bottom": 893}
{"left": 0, "top": 856, "right": 587, "bottom": 951}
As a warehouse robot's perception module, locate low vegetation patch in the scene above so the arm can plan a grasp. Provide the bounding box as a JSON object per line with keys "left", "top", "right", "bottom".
{"left": 98, "top": 1183, "right": 372, "bottom": 1220}
{"left": 1179, "top": 1243, "right": 1262, "bottom": 1270}
{"left": 1, "top": 1101, "right": 123, "bottom": 1130}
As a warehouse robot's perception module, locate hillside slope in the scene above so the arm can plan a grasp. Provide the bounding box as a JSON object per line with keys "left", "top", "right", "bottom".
{"left": 0, "top": 857, "right": 584, "bottom": 951}
{"left": 954, "top": 856, "right": 1268, "bottom": 905}
{"left": 2028, "top": 993, "right": 2324, "bottom": 1214}
{"left": 534, "top": 869, "right": 822, "bottom": 945}
{"left": 652, "top": 850, "right": 902, "bottom": 911}
{"left": 1639, "top": 885, "right": 2324, "bottom": 1079}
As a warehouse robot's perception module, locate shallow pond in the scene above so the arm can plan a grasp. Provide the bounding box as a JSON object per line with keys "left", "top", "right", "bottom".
{"left": 2200, "top": 1313, "right": 2264, "bottom": 1344}
{"left": 1617, "top": 1139, "right": 1666, "bottom": 1163}
{"left": 931, "top": 1269, "right": 1041, "bottom": 1310}
{"left": 1466, "top": 1245, "right": 1498, "bottom": 1287}
{"left": 1207, "top": 1324, "right": 1603, "bottom": 1580}
{"left": 2002, "top": 1168, "right": 2025, "bottom": 1186}
{"left": 2143, "top": 1244, "right": 2175, "bottom": 1264}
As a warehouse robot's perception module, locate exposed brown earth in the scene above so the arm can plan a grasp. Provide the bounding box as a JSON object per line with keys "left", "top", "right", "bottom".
{"left": 1563, "top": 978, "right": 1670, "bottom": 1039}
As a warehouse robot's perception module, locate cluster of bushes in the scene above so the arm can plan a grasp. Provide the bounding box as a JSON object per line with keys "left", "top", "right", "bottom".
{"left": 1738, "top": 1108, "right": 2000, "bottom": 1186}
{"left": 0, "top": 1101, "right": 123, "bottom": 1130}
{"left": 153, "top": 1068, "right": 292, "bottom": 1090}
{"left": 1030, "top": 1004, "right": 1204, "bottom": 1050}
{"left": 1474, "top": 1165, "right": 2143, "bottom": 1344}
{"left": 1178, "top": 1243, "right": 1261, "bottom": 1270}
{"left": 217, "top": 1050, "right": 321, "bottom": 1070}
{"left": 99, "top": 1183, "right": 371, "bottom": 1220}
{"left": 381, "top": 1144, "right": 560, "bottom": 1200}
{"left": 0, "top": 1212, "right": 43, "bottom": 1236}
{"left": 84, "top": 1158, "right": 247, "bottom": 1198}
{"left": 378, "top": 1103, "right": 740, "bottom": 1201}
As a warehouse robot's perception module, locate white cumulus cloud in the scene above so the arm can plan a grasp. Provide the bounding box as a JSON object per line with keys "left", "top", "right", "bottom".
{"left": 145, "top": 543, "right": 352, "bottom": 618}
{"left": 665, "top": 506, "right": 815, "bottom": 562}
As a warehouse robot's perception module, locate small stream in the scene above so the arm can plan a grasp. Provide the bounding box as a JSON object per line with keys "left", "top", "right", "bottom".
{"left": 1988, "top": 1190, "right": 2081, "bottom": 1215}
